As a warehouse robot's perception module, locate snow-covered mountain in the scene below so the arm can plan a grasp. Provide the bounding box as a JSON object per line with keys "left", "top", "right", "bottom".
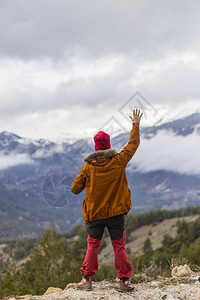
{"left": 0, "top": 111, "right": 199, "bottom": 189}
{"left": 0, "top": 113, "right": 199, "bottom": 238}
{"left": 141, "top": 112, "right": 200, "bottom": 138}
{"left": 1, "top": 112, "right": 200, "bottom": 170}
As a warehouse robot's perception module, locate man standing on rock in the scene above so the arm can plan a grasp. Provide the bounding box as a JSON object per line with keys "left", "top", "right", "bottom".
{"left": 71, "top": 109, "right": 143, "bottom": 292}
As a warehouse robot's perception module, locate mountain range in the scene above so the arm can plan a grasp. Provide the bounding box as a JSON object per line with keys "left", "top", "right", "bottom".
{"left": 0, "top": 112, "right": 199, "bottom": 239}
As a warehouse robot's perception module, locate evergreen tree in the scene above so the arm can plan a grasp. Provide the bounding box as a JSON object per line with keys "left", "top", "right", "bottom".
{"left": 143, "top": 238, "right": 153, "bottom": 253}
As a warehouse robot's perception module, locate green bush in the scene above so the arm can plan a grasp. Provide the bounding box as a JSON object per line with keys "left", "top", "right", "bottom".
{"left": 14, "top": 249, "right": 26, "bottom": 260}
{"left": 94, "top": 264, "right": 117, "bottom": 281}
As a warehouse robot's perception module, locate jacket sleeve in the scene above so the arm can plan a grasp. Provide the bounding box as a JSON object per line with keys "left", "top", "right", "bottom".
{"left": 115, "top": 123, "right": 140, "bottom": 167}
{"left": 71, "top": 165, "right": 87, "bottom": 194}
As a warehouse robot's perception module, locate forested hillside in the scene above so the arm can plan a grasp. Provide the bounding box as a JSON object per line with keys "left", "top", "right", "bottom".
{"left": 0, "top": 207, "right": 200, "bottom": 298}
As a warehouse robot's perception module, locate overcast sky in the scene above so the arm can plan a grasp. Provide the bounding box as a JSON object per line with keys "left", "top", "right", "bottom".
{"left": 1, "top": 0, "right": 200, "bottom": 141}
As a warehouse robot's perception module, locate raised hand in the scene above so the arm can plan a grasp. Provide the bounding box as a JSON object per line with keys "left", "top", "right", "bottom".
{"left": 129, "top": 109, "right": 143, "bottom": 124}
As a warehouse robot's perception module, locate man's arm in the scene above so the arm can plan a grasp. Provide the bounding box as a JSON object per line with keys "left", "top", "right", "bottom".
{"left": 71, "top": 165, "right": 86, "bottom": 194}
{"left": 115, "top": 109, "right": 143, "bottom": 166}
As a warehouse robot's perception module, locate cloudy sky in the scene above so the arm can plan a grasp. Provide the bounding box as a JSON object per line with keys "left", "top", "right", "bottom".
{"left": 1, "top": 0, "right": 200, "bottom": 142}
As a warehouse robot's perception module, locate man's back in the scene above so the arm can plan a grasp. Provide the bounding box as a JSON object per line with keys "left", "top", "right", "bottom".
{"left": 71, "top": 123, "right": 140, "bottom": 223}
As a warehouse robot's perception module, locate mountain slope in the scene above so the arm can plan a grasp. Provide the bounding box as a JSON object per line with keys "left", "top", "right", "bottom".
{"left": 0, "top": 112, "right": 199, "bottom": 238}
{"left": 98, "top": 214, "right": 200, "bottom": 265}
{"left": 0, "top": 182, "right": 83, "bottom": 239}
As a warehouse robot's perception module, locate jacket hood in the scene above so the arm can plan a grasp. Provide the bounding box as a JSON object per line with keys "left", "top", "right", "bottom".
{"left": 83, "top": 148, "right": 117, "bottom": 163}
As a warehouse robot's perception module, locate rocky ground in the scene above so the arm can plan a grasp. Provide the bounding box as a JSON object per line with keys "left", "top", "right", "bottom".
{"left": 4, "top": 265, "right": 200, "bottom": 300}
{"left": 6, "top": 280, "right": 200, "bottom": 300}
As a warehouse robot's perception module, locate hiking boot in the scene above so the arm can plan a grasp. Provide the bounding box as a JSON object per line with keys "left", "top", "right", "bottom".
{"left": 77, "top": 276, "right": 92, "bottom": 291}
{"left": 118, "top": 278, "right": 134, "bottom": 292}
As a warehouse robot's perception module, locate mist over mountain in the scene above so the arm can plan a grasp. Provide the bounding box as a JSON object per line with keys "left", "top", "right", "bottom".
{"left": 0, "top": 112, "right": 199, "bottom": 239}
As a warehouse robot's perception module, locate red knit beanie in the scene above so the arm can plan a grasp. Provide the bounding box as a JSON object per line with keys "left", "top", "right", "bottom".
{"left": 94, "top": 131, "right": 111, "bottom": 151}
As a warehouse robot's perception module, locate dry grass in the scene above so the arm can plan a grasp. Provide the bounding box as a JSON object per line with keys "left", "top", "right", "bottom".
{"left": 98, "top": 215, "right": 199, "bottom": 265}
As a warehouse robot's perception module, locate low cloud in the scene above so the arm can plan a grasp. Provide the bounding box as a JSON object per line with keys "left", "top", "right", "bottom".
{"left": 0, "top": 153, "right": 34, "bottom": 170}
{"left": 132, "top": 129, "right": 200, "bottom": 175}
{"left": 32, "top": 144, "right": 65, "bottom": 158}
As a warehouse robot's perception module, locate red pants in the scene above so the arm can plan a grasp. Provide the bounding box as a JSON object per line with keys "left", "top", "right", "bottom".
{"left": 81, "top": 230, "right": 132, "bottom": 279}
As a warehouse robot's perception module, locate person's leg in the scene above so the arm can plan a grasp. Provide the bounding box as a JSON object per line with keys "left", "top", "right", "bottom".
{"left": 111, "top": 231, "right": 132, "bottom": 279}
{"left": 80, "top": 220, "right": 105, "bottom": 278}
{"left": 107, "top": 214, "right": 133, "bottom": 291}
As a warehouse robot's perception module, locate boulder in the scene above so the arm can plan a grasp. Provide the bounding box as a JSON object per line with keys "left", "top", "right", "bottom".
{"left": 43, "top": 287, "right": 62, "bottom": 295}
{"left": 65, "top": 283, "right": 77, "bottom": 290}
{"left": 171, "top": 264, "right": 192, "bottom": 278}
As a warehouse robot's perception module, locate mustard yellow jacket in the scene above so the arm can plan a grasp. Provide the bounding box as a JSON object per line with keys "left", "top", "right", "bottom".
{"left": 71, "top": 123, "right": 140, "bottom": 223}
